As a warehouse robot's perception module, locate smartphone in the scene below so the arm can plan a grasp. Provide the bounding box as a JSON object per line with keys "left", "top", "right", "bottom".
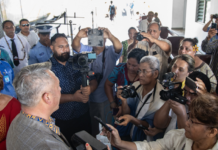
{"left": 88, "top": 29, "right": 104, "bottom": 47}
{"left": 137, "top": 124, "right": 149, "bottom": 131}
{"left": 115, "top": 118, "right": 124, "bottom": 124}
{"left": 94, "top": 116, "right": 112, "bottom": 132}
{"left": 185, "top": 77, "right": 197, "bottom": 93}
{"left": 211, "top": 23, "right": 217, "bottom": 30}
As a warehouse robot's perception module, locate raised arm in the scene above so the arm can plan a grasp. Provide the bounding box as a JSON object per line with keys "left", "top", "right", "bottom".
{"left": 203, "top": 15, "right": 213, "bottom": 32}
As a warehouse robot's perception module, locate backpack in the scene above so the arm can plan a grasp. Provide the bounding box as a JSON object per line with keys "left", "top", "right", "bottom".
{"left": 110, "top": 5, "right": 115, "bottom": 15}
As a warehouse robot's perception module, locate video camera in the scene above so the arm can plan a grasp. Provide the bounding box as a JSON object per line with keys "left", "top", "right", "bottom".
{"left": 136, "top": 32, "right": 150, "bottom": 42}
{"left": 159, "top": 72, "right": 188, "bottom": 105}
{"left": 68, "top": 53, "right": 96, "bottom": 87}
{"left": 213, "top": 14, "right": 218, "bottom": 19}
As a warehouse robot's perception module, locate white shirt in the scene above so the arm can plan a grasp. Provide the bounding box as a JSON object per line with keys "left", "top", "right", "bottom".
{"left": 18, "top": 31, "right": 39, "bottom": 48}
{"left": 0, "top": 34, "right": 30, "bottom": 75}
{"left": 135, "top": 129, "right": 218, "bottom": 150}
{"left": 136, "top": 37, "right": 172, "bottom": 81}
{"left": 130, "top": 88, "right": 154, "bottom": 139}
{"left": 138, "top": 19, "right": 156, "bottom": 32}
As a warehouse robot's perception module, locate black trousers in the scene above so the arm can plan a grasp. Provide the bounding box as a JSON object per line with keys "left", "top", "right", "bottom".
{"left": 55, "top": 111, "right": 92, "bottom": 149}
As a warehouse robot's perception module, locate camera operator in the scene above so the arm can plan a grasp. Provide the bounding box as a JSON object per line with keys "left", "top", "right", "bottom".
{"left": 128, "top": 22, "right": 172, "bottom": 81}
{"left": 115, "top": 56, "right": 165, "bottom": 141}
{"left": 49, "top": 33, "right": 98, "bottom": 147}
{"left": 202, "top": 14, "right": 218, "bottom": 42}
{"left": 105, "top": 48, "right": 147, "bottom": 117}
{"left": 72, "top": 27, "right": 122, "bottom": 136}
{"left": 101, "top": 93, "right": 218, "bottom": 150}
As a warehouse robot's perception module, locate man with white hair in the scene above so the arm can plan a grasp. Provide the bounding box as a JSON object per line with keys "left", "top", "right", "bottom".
{"left": 115, "top": 56, "right": 165, "bottom": 141}
{"left": 129, "top": 22, "right": 172, "bottom": 81}
{"left": 6, "top": 62, "right": 72, "bottom": 150}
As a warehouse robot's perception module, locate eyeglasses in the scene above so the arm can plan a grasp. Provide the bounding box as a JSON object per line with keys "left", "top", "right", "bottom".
{"left": 137, "top": 69, "right": 153, "bottom": 75}
{"left": 21, "top": 24, "right": 29, "bottom": 27}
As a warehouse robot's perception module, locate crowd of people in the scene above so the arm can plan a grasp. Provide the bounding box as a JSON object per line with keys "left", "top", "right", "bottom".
{"left": 0, "top": 9, "right": 218, "bottom": 150}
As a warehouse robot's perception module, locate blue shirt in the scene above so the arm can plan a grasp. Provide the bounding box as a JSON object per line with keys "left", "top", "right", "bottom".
{"left": 80, "top": 43, "right": 122, "bottom": 103}
{"left": 207, "top": 27, "right": 218, "bottom": 42}
{"left": 0, "top": 48, "right": 14, "bottom": 68}
{"left": 50, "top": 56, "right": 95, "bottom": 120}
{"left": 0, "top": 60, "right": 17, "bottom": 98}
{"left": 28, "top": 41, "right": 53, "bottom": 65}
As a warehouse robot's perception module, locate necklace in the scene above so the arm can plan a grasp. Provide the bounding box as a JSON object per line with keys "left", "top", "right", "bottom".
{"left": 4, "top": 35, "right": 26, "bottom": 61}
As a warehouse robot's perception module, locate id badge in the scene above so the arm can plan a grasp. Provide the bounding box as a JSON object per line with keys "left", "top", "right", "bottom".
{"left": 3, "top": 75, "right": 10, "bottom": 83}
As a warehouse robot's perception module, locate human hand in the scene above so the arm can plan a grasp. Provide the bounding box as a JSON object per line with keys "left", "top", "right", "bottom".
{"left": 116, "top": 86, "right": 127, "bottom": 101}
{"left": 143, "top": 127, "right": 163, "bottom": 137}
{"left": 116, "top": 115, "right": 133, "bottom": 126}
{"left": 169, "top": 99, "right": 186, "bottom": 117}
{"left": 77, "top": 27, "right": 91, "bottom": 38}
{"left": 98, "top": 27, "right": 113, "bottom": 39}
{"left": 73, "top": 89, "right": 89, "bottom": 103}
{"left": 85, "top": 143, "right": 110, "bottom": 150}
{"left": 101, "top": 124, "right": 122, "bottom": 147}
{"left": 140, "top": 32, "right": 155, "bottom": 43}
{"left": 81, "top": 85, "right": 91, "bottom": 96}
{"left": 195, "top": 78, "right": 208, "bottom": 95}
{"left": 208, "top": 28, "right": 217, "bottom": 40}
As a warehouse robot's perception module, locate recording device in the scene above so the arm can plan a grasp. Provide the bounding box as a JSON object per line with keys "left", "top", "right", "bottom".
{"left": 121, "top": 85, "right": 137, "bottom": 98}
{"left": 94, "top": 116, "right": 112, "bottom": 132}
{"left": 186, "top": 77, "right": 197, "bottom": 93}
{"left": 211, "top": 23, "right": 217, "bottom": 30}
{"left": 137, "top": 125, "right": 149, "bottom": 131}
{"left": 213, "top": 14, "right": 218, "bottom": 19}
{"left": 88, "top": 28, "right": 104, "bottom": 47}
{"left": 71, "top": 130, "right": 108, "bottom": 150}
{"left": 69, "top": 53, "right": 96, "bottom": 87}
{"left": 136, "top": 32, "right": 150, "bottom": 42}
{"left": 159, "top": 72, "right": 188, "bottom": 105}
{"left": 115, "top": 118, "right": 124, "bottom": 124}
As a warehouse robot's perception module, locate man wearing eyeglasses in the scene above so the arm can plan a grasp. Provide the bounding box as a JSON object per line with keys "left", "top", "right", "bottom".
{"left": 18, "top": 19, "right": 39, "bottom": 48}
{"left": 153, "top": 71, "right": 211, "bottom": 135}
{"left": 28, "top": 25, "right": 53, "bottom": 65}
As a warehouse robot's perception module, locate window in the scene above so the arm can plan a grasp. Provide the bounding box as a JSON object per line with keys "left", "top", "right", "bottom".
{"left": 196, "top": 0, "right": 211, "bottom": 23}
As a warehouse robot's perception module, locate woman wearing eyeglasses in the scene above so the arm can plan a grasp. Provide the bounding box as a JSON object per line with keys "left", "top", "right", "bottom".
{"left": 115, "top": 56, "right": 165, "bottom": 142}
{"left": 178, "top": 38, "right": 217, "bottom": 93}
{"left": 102, "top": 93, "right": 218, "bottom": 150}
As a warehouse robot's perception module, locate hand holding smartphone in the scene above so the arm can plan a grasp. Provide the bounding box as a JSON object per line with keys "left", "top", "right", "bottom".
{"left": 94, "top": 116, "right": 112, "bottom": 132}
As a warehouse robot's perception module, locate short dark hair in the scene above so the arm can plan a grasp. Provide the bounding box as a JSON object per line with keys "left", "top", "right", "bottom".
{"left": 128, "top": 27, "right": 136, "bottom": 33}
{"left": 172, "top": 54, "right": 195, "bottom": 72}
{"left": 182, "top": 38, "right": 198, "bottom": 46}
{"left": 51, "top": 33, "right": 67, "bottom": 45}
{"left": 128, "top": 48, "right": 148, "bottom": 64}
{"left": 187, "top": 71, "right": 211, "bottom": 92}
{"left": 2, "top": 20, "right": 14, "bottom": 28}
{"left": 111, "top": 1, "right": 113, "bottom": 4}
{"left": 155, "top": 12, "right": 158, "bottom": 16}
{"left": 19, "top": 19, "right": 29, "bottom": 25}
{"left": 148, "top": 22, "right": 161, "bottom": 31}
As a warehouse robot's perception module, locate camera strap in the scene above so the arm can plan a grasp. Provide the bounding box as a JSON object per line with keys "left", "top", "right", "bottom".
{"left": 91, "top": 48, "right": 105, "bottom": 74}
{"left": 135, "top": 83, "right": 157, "bottom": 118}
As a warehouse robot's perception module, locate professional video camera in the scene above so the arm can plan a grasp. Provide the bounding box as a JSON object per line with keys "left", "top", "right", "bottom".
{"left": 159, "top": 72, "right": 188, "bottom": 105}
{"left": 213, "top": 14, "right": 218, "bottom": 19}
{"left": 68, "top": 53, "right": 96, "bottom": 87}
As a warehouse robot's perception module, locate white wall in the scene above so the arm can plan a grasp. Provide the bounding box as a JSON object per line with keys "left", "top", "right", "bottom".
{"left": 172, "top": 0, "right": 185, "bottom": 28}
{"left": 184, "top": 0, "right": 218, "bottom": 51}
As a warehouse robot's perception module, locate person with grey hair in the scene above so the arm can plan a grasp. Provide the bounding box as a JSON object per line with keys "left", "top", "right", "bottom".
{"left": 115, "top": 55, "right": 165, "bottom": 142}
{"left": 128, "top": 22, "right": 172, "bottom": 81}
{"left": 6, "top": 62, "right": 73, "bottom": 150}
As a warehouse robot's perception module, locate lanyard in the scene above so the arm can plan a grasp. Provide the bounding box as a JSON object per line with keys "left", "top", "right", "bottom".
{"left": 135, "top": 83, "right": 157, "bottom": 118}
{"left": 91, "top": 48, "right": 105, "bottom": 74}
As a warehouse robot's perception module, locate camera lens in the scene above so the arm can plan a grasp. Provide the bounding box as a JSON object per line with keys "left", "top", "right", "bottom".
{"left": 78, "top": 56, "right": 88, "bottom": 66}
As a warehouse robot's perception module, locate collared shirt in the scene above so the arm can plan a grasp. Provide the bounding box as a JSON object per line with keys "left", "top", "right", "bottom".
{"left": 79, "top": 43, "right": 123, "bottom": 103}
{"left": 134, "top": 129, "right": 218, "bottom": 150}
{"left": 138, "top": 20, "right": 156, "bottom": 32}
{"left": 0, "top": 48, "right": 14, "bottom": 68}
{"left": 18, "top": 30, "right": 39, "bottom": 48}
{"left": 0, "top": 60, "right": 17, "bottom": 98}
{"left": 29, "top": 41, "right": 53, "bottom": 65}
{"left": 0, "top": 34, "right": 30, "bottom": 75}
{"left": 136, "top": 37, "right": 172, "bottom": 81}
{"left": 50, "top": 56, "right": 95, "bottom": 120}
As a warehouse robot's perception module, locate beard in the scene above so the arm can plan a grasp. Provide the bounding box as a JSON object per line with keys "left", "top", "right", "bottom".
{"left": 53, "top": 51, "right": 70, "bottom": 62}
